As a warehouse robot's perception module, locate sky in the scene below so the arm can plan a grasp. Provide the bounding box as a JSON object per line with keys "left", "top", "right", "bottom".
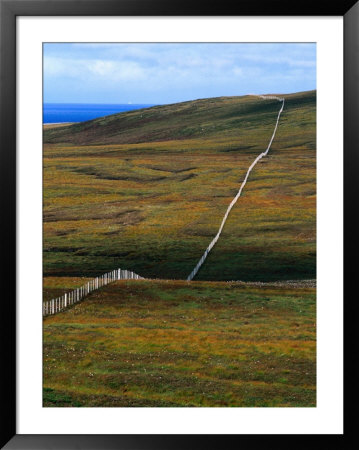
{"left": 43, "top": 43, "right": 316, "bottom": 104}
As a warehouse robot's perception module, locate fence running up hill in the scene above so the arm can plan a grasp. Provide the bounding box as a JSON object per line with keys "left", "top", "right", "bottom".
{"left": 43, "top": 268, "right": 144, "bottom": 316}
{"left": 186, "top": 95, "right": 285, "bottom": 281}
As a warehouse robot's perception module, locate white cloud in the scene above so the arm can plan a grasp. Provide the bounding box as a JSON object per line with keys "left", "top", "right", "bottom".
{"left": 89, "top": 60, "right": 146, "bottom": 81}
{"left": 43, "top": 43, "right": 316, "bottom": 103}
{"left": 43, "top": 57, "right": 67, "bottom": 75}
{"left": 232, "top": 67, "right": 243, "bottom": 77}
{"left": 44, "top": 57, "right": 147, "bottom": 82}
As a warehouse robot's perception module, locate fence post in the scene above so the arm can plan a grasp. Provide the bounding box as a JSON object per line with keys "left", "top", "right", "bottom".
{"left": 44, "top": 267, "right": 144, "bottom": 316}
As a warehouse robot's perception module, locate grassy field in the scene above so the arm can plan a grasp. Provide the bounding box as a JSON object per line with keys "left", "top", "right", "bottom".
{"left": 43, "top": 91, "right": 316, "bottom": 281}
{"left": 43, "top": 91, "right": 316, "bottom": 407}
{"left": 43, "top": 278, "right": 316, "bottom": 407}
{"left": 43, "top": 276, "right": 93, "bottom": 302}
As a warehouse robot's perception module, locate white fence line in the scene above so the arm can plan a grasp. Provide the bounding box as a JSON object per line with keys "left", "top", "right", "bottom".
{"left": 44, "top": 95, "right": 285, "bottom": 310}
{"left": 43, "top": 268, "right": 144, "bottom": 316}
{"left": 187, "top": 95, "right": 285, "bottom": 281}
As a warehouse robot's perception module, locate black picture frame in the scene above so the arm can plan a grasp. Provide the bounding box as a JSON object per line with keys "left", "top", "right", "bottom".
{"left": 1, "top": 0, "right": 356, "bottom": 448}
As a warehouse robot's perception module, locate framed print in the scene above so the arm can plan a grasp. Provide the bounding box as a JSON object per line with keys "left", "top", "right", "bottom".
{"left": 1, "top": 0, "right": 356, "bottom": 448}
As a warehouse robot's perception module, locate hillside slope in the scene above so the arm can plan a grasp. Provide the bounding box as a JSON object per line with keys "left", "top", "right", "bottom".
{"left": 43, "top": 91, "right": 316, "bottom": 281}
{"left": 44, "top": 91, "right": 315, "bottom": 146}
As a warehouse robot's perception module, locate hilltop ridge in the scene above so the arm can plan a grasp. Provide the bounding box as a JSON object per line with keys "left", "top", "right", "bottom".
{"left": 44, "top": 90, "right": 316, "bottom": 146}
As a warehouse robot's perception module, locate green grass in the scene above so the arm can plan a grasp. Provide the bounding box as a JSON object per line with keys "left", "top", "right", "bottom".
{"left": 43, "top": 91, "right": 316, "bottom": 281}
{"left": 43, "top": 279, "right": 316, "bottom": 407}
{"left": 42, "top": 276, "right": 94, "bottom": 301}
{"left": 43, "top": 92, "right": 316, "bottom": 407}
{"left": 44, "top": 92, "right": 315, "bottom": 147}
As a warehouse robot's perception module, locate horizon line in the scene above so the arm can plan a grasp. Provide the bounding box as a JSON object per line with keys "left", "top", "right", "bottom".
{"left": 43, "top": 89, "right": 316, "bottom": 106}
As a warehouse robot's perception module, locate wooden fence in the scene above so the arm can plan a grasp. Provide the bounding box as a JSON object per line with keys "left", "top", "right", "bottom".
{"left": 43, "top": 268, "right": 144, "bottom": 316}
{"left": 187, "top": 95, "right": 285, "bottom": 281}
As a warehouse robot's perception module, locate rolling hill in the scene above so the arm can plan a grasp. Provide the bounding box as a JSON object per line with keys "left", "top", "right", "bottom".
{"left": 44, "top": 91, "right": 315, "bottom": 146}
{"left": 43, "top": 92, "right": 317, "bottom": 407}
{"left": 43, "top": 91, "right": 316, "bottom": 281}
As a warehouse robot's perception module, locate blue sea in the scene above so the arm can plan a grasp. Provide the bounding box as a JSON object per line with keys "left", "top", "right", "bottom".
{"left": 43, "top": 103, "right": 156, "bottom": 124}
